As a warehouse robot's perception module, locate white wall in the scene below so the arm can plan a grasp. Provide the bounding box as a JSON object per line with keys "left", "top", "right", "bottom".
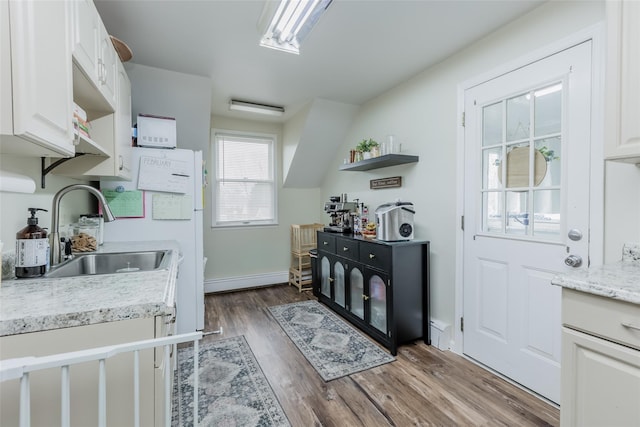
{"left": 125, "top": 64, "right": 211, "bottom": 154}
{"left": 282, "top": 102, "right": 311, "bottom": 181}
{"left": 0, "top": 156, "right": 92, "bottom": 266}
{"left": 206, "top": 115, "right": 323, "bottom": 287}
{"left": 322, "top": 1, "right": 606, "bottom": 327}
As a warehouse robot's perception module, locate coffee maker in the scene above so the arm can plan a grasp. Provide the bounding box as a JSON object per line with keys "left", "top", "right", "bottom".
{"left": 323, "top": 194, "right": 357, "bottom": 233}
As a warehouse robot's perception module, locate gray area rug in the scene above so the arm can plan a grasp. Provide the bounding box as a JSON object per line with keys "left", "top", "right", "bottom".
{"left": 268, "top": 300, "right": 395, "bottom": 381}
{"left": 172, "top": 336, "right": 290, "bottom": 427}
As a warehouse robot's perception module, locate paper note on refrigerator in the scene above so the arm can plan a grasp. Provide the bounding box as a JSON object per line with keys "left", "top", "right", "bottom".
{"left": 102, "top": 190, "right": 145, "bottom": 218}
{"left": 137, "top": 156, "right": 190, "bottom": 194}
{"left": 152, "top": 194, "right": 192, "bottom": 220}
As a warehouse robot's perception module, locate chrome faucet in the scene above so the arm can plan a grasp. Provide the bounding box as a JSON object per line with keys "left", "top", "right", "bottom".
{"left": 49, "top": 184, "right": 116, "bottom": 266}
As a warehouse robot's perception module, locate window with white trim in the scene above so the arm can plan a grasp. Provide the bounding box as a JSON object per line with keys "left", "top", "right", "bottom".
{"left": 212, "top": 131, "right": 277, "bottom": 227}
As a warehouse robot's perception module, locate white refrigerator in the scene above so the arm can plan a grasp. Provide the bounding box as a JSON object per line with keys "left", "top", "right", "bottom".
{"left": 100, "top": 147, "right": 204, "bottom": 334}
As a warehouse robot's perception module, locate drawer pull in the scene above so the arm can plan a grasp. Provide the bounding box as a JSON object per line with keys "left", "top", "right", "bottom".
{"left": 369, "top": 254, "right": 376, "bottom": 259}
{"left": 622, "top": 322, "right": 640, "bottom": 331}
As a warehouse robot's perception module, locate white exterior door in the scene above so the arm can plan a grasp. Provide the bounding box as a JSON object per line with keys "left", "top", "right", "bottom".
{"left": 462, "top": 41, "right": 592, "bottom": 403}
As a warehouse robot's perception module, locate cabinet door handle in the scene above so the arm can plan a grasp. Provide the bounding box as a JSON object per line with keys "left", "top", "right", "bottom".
{"left": 369, "top": 253, "right": 376, "bottom": 259}
{"left": 98, "top": 58, "right": 105, "bottom": 84}
{"left": 343, "top": 247, "right": 349, "bottom": 252}
{"left": 362, "top": 295, "right": 369, "bottom": 300}
{"left": 622, "top": 322, "right": 640, "bottom": 331}
{"left": 323, "top": 241, "right": 328, "bottom": 245}
{"left": 329, "top": 278, "right": 334, "bottom": 283}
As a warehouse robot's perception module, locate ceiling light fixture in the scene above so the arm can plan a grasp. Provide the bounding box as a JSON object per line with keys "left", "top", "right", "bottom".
{"left": 229, "top": 100, "right": 285, "bottom": 116}
{"left": 258, "top": 0, "right": 333, "bottom": 55}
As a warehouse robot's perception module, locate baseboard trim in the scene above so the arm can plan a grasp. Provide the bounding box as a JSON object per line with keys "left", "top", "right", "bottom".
{"left": 204, "top": 271, "right": 289, "bottom": 293}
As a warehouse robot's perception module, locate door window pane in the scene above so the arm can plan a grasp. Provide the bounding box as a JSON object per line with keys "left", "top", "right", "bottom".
{"left": 369, "top": 274, "right": 387, "bottom": 333}
{"left": 534, "top": 83, "right": 562, "bottom": 136}
{"left": 504, "top": 144, "right": 530, "bottom": 188}
{"left": 506, "top": 93, "right": 530, "bottom": 142}
{"left": 483, "top": 147, "right": 502, "bottom": 189}
{"left": 506, "top": 191, "right": 529, "bottom": 235}
{"left": 483, "top": 102, "right": 502, "bottom": 146}
{"left": 350, "top": 268, "right": 364, "bottom": 319}
{"left": 535, "top": 137, "right": 561, "bottom": 187}
{"left": 533, "top": 190, "right": 561, "bottom": 238}
{"left": 483, "top": 191, "right": 503, "bottom": 233}
{"left": 334, "top": 261, "right": 345, "bottom": 307}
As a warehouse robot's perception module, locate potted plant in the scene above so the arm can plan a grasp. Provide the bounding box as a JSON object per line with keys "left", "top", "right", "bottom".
{"left": 356, "top": 138, "right": 379, "bottom": 159}
{"left": 538, "top": 146, "right": 559, "bottom": 162}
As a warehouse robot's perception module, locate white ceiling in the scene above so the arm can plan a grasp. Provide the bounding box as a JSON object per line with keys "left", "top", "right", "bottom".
{"left": 94, "top": 0, "right": 545, "bottom": 122}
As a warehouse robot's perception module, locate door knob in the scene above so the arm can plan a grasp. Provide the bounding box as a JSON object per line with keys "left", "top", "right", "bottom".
{"left": 564, "top": 255, "right": 582, "bottom": 268}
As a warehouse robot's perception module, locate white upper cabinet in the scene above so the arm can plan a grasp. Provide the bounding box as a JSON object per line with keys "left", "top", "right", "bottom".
{"left": 605, "top": 0, "right": 640, "bottom": 162}
{"left": 0, "top": 0, "right": 75, "bottom": 157}
{"left": 70, "top": 0, "right": 116, "bottom": 110}
{"left": 70, "top": 0, "right": 99, "bottom": 86}
{"left": 97, "top": 19, "right": 117, "bottom": 108}
{"left": 54, "top": 60, "right": 132, "bottom": 180}
{"left": 1, "top": 0, "right": 132, "bottom": 179}
{"left": 115, "top": 62, "right": 133, "bottom": 179}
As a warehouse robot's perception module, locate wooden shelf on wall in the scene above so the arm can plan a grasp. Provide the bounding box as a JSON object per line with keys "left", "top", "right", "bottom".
{"left": 338, "top": 154, "right": 419, "bottom": 171}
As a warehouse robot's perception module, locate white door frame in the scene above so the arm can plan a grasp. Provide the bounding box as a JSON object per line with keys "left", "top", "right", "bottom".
{"left": 453, "top": 24, "right": 605, "bottom": 355}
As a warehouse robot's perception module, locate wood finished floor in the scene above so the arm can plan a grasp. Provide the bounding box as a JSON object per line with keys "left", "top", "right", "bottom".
{"left": 203, "top": 284, "right": 559, "bottom": 427}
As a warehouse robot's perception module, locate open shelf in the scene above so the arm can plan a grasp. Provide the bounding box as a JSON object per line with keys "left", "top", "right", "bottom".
{"left": 75, "top": 131, "right": 110, "bottom": 156}
{"left": 338, "top": 154, "right": 419, "bottom": 171}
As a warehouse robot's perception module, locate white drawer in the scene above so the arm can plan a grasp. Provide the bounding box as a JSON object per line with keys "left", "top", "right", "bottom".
{"left": 562, "top": 288, "right": 640, "bottom": 351}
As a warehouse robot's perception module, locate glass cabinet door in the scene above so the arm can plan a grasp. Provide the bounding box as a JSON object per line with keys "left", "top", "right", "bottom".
{"left": 349, "top": 266, "right": 364, "bottom": 319}
{"left": 334, "top": 260, "right": 345, "bottom": 307}
{"left": 320, "top": 255, "right": 331, "bottom": 298}
{"left": 368, "top": 273, "right": 387, "bottom": 334}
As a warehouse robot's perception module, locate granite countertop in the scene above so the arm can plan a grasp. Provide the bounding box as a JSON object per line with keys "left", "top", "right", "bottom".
{"left": 551, "top": 243, "right": 640, "bottom": 305}
{"left": 0, "top": 240, "right": 179, "bottom": 337}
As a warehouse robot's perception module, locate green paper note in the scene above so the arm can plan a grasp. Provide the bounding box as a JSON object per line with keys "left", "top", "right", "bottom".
{"left": 102, "top": 190, "right": 144, "bottom": 218}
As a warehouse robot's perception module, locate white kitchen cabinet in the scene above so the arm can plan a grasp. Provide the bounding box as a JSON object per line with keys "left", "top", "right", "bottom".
{"left": 111, "top": 59, "right": 133, "bottom": 179}
{"left": 97, "top": 19, "right": 117, "bottom": 108}
{"left": 561, "top": 289, "right": 640, "bottom": 426}
{"left": 54, "top": 60, "right": 132, "bottom": 180}
{"left": 70, "top": 0, "right": 116, "bottom": 111}
{"left": 604, "top": 0, "right": 640, "bottom": 162}
{"left": 0, "top": 315, "right": 173, "bottom": 427}
{"left": 70, "top": 0, "right": 100, "bottom": 88}
{"left": 0, "top": 0, "right": 75, "bottom": 158}
{"left": 154, "top": 313, "right": 176, "bottom": 425}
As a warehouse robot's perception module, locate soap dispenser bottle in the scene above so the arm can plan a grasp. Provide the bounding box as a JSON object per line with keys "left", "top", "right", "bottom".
{"left": 15, "top": 208, "right": 49, "bottom": 278}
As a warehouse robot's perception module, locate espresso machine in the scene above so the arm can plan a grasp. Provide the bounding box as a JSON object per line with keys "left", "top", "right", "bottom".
{"left": 324, "top": 194, "right": 357, "bottom": 233}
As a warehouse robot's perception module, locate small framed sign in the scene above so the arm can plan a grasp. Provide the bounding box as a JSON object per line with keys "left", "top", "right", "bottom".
{"left": 370, "top": 176, "right": 402, "bottom": 189}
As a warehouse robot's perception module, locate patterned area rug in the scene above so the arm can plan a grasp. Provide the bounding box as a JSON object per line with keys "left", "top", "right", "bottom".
{"left": 172, "top": 336, "right": 290, "bottom": 427}
{"left": 268, "top": 300, "right": 395, "bottom": 381}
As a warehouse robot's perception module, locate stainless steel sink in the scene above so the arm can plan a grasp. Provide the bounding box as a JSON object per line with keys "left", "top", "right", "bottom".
{"left": 44, "top": 250, "right": 171, "bottom": 278}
